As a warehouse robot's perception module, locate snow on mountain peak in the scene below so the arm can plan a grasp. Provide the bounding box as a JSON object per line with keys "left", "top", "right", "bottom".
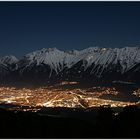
{"left": 9, "top": 46, "right": 140, "bottom": 80}
{"left": 65, "top": 49, "right": 79, "bottom": 55}
{"left": 0, "top": 46, "right": 140, "bottom": 85}
{"left": 0, "top": 55, "right": 18, "bottom": 65}
{"left": 19, "top": 48, "right": 77, "bottom": 76}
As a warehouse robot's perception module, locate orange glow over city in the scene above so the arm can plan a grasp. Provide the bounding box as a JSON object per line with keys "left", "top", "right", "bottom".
{"left": 0, "top": 82, "right": 138, "bottom": 111}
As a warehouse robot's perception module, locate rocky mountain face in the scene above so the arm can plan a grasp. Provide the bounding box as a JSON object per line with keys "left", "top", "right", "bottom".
{"left": 0, "top": 55, "right": 18, "bottom": 80}
{"left": 0, "top": 47, "right": 140, "bottom": 86}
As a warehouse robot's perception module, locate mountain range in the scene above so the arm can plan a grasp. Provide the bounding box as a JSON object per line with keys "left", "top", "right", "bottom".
{"left": 0, "top": 47, "right": 140, "bottom": 86}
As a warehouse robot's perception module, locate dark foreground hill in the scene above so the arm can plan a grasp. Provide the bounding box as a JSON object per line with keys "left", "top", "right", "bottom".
{"left": 0, "top": 105, "right": 140, "bottom": 138}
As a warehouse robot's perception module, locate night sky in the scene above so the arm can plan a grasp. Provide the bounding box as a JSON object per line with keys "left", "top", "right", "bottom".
{"left": 0, "top": 2, "right": 140, "bottom": 58}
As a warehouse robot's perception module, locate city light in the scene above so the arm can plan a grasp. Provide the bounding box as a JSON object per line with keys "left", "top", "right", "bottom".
{"left": 0, "top": 84, "right": 138, "bottom": 111}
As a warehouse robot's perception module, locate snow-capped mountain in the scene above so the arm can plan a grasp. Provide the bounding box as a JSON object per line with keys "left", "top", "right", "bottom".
{"left": 1, "top": 47, "right": 140, "bottom": 86}
{"left": 0, "top": 55, "right": 18, "bottom": 65}
{"left": 0, "top": 55, "right": 18, "bottom": 79}
{"left": 18, "top": 48, "right": 74, "bottom": 75}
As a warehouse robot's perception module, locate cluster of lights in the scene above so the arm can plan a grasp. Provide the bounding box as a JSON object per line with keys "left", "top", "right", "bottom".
{"left": 133, "top": 88, "right": 140, "bottom": 97}
{"left": 0, "top": 85, "right": 138, "bottom": 111}
{"left": 84, "top": 86, "right": 119, "bottom": 97}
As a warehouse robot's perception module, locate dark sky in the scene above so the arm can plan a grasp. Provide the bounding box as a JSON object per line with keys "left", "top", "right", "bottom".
{"left": 0, "top": 2, "right": 140, "bottom": 58}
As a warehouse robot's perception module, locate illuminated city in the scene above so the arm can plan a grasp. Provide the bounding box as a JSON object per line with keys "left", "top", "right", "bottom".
{"left": 0, "top": 81, "right": 139, "bottom": 111}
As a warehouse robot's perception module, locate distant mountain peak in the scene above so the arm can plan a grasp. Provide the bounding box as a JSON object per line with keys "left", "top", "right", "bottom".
{"left": 1, "top": 46, "right": 140, "bottom": 85}
{"left": 65, "top": 49, "right": 79, "bottom": 55}
{"left": 40, "top": 47, "right": 58, "bottom": 52}
{"left": 0, "top": 55, "right": 18, "bottom": 65}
